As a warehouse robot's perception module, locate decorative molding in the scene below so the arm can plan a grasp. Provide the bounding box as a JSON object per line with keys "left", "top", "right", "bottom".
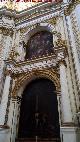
{"left": 0, "top": 27, "right": 14, "bottom": 37}
{"left": 64, "top": 0, "right": 80, "bottom": 16}
{"left": 5, "top": 54, "right": 57, "bottom": 75}
{"left": 8, "top": 48, "right": 20, "bottom": 61}
{"left": 11, "top": 68, "right": 60, "bottom": 98}
{"left": 64, "top": 3, "right": 74, "bottom": 16}
{"left": 62, "top": 122, "right": 75, "bottom": 127}
{"left": 54, "top": 36, "right": 68, "bottom": 60}
{"left": 43, "top": 17, "right": 58, "bottom": 25}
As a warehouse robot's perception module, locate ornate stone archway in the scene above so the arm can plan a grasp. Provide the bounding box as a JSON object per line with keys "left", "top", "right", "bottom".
{"left": 12, "top": 68, "right": 60, "bottom": 98}
{"left": 18, "top": 77, "right": 60, "bottom": 139}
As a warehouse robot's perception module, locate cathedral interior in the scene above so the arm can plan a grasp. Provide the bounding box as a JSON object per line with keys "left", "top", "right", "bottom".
{"left": 0, "top": 0, "right": 80, "bottom": 142}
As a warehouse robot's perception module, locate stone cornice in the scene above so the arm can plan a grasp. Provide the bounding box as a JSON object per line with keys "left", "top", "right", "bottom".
{"left": 0, "top": 1, "right": 63, "bottom": 17}
{"left": 0, "top": 1, "right": 69, "bottom": 28}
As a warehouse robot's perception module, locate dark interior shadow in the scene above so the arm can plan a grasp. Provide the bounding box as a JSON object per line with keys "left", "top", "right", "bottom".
{"left": 18, "top": 78, "right": 60, "bottom": 139}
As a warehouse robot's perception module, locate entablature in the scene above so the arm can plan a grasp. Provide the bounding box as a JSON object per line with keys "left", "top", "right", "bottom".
{"left": 0, "top": 1, "right": 71, "bottom": 29}
{"left": 5, "top": 54, "right": 58, "bottom": 76}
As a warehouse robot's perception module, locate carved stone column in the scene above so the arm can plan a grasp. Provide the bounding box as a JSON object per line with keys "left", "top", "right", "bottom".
{"left": 8, "top": 97, "right": 18, "bottom": 141}
{"left": 0, "top": 73, "right": 11, "bottom": 125}
{"left": 59, "top": 60, "right": 72, "bottom": 124}
{"left": 54, "top": 36, "right": 73, "bottom": 123}
{"left": 65, "top": 15, "right": 80, "bottom": 107}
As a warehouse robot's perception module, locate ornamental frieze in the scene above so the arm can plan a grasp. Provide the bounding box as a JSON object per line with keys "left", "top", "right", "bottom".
{"left": 5, "top": 55, "right": 57, "bottom": 76}
{"left": 11, "top": 68, "right": 60, "bottom": 98}
{"left": 0, "top": 27, "right": 14, "bottom": 36}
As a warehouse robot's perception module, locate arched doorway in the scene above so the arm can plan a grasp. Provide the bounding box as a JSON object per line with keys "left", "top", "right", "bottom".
{"left": 18, "top": 78, "right": 60, "bottom": 140}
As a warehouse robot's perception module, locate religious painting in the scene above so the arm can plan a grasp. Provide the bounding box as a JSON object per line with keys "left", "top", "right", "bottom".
{"left": 25, "top": 31, "right": 54, "bottom": 59}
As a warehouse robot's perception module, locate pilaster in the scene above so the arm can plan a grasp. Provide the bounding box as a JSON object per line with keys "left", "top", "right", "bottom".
{"left": 65, "top": 15, "right": 80, "bottom": 111}
{"left": 65, "top": 57, "right": 77, "bottom": 120}
{"left": 59, "top": 60, "right": 72, "bottom": 124}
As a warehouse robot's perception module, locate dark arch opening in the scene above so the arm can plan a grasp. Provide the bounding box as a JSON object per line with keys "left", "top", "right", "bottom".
{"left": 18, "top": 78, "right": 60, "bottom": 140}
{"left": 25, "top": 31, "right": 54, "bottom": 59}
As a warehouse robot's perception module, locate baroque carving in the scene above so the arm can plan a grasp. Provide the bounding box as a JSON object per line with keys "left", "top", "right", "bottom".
{"left": 8, "top": 48, "right": 20, "bottom": 61}
{"left": 55, "top": 35, "right": 68, "bottom": 58}
{"left": 6, "top": 54, "right": 57, "bottom": 75}
{"left": 11, "top": 68, "right": 60, "bottom": 98}
{"left": 64, "top": 0, "right": 80, "bottom": 16}
{"left": 44, "top": 17, "right": 58, "bottom": 25}
{"left": 55, "top": 37, "right": 67, "bottom": 48}
{"left": 20, "top": 27, "right": 30, "bottom": 34}
{"left": 5, "top": 0, "right": 15, "bottom": 10}
{"left": 0, "top": 27, "right": 13, "bottom": 37}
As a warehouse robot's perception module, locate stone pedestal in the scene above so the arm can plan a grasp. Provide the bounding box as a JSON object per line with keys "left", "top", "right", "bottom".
{"left": 60, "top": 127, "right": 80, "bottom": 142}
{"left": 0, "top": 129, "right": 10, "bottom": 142}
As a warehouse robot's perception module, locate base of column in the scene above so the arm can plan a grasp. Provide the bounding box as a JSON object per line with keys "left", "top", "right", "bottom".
{"left": 0, "top": 125, "right": 10, "bottom": 142}
{"left": 60, "top": 126, "right": 80, "bottom": 142}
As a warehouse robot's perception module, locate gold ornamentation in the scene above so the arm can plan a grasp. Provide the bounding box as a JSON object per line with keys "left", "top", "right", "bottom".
{"left": 55, "top": 38, "right": 67, "bottom": 48}
{"left": 64, "top": 4, "right": 73, "bottom": 16}
{"left": 64, "top": 0, "right": 80, "bottom": 16}
{"left": 6, "top": 0, "right": 15, "bottom": 10}
{"left": 44, "top": 17, "right": 57, "bottom": 25}
{"left": 13, "top": 54, "right": 56, "bottom": 67}
{"left": 1, "top": 27, "right": 13, "bottom": 37}
{"left": 4, "top": 69, "right": 12, "bottom": 76}
{"left": 11, "top": 68, "right": 60, "bottom": 98}
{"left": 8, "top": 48, "right": 20, "bottom": 60}
{"left": 55, "top": 35, "right": 68, "bottom": 57}
{"left": 20, "top": 27, "right": 30, "bottom": 34}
